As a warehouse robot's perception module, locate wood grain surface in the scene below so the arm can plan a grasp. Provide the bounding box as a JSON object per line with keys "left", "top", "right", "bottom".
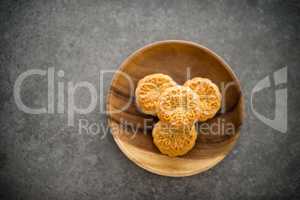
{"left": 106, "top": 40, "right": 244, "bottom": 177}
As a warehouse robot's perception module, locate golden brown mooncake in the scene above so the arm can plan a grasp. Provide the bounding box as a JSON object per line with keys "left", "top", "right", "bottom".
{"left": 152, "top": 121, "right": 197, "bottom": 157}
{"left": 157, "top": 86, "right": 200, "bottom": 127}
{"left": 184, "top": 77, "right": 222, "bottom": 121}
{"left": 135, "top": 73, "right": 177, "bottom": 115}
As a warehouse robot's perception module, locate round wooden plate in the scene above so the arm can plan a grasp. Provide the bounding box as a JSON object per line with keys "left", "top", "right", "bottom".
{"left": 106, "top": 40, "right": 244, "bottom": 177}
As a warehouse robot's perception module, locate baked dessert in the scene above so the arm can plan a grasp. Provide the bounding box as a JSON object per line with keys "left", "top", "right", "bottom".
{"left": 135, "top": 73, "right": 176, "bottom": 115}
{"left": 184, "top": 77, "right": 222, "bottom": 121}
{"left": 157, "top": 86, "right": 200, "bottom": 127}
{"left": 152, "top": 121, "right": 197, "bottom": 157}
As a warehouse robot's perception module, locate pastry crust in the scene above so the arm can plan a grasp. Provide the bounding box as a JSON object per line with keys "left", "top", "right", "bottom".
{"left": 157, "top": 86, "right": 200, "bottom": 127}
{"left": 152, "top": 121, "right": 197, "bottom": 157}
{"left": 184, "top": 77, "right": 222, "bottom": 121}
{"left": 135, "top": 73, "right": 176, "bottom": 115}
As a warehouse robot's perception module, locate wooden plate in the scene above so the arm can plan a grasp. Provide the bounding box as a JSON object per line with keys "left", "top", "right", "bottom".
{"left": 106, "top": 40, "right": 244, "bottom": 177}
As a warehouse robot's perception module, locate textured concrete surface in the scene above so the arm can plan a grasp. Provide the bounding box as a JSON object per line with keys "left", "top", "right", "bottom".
{"left": 0, "top": 0, "right": 300, "bottom": 199}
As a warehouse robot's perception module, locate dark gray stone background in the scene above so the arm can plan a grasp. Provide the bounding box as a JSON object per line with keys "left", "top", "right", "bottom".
{"left": 0, "top": 0, "right": 299, "bottom": 199}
